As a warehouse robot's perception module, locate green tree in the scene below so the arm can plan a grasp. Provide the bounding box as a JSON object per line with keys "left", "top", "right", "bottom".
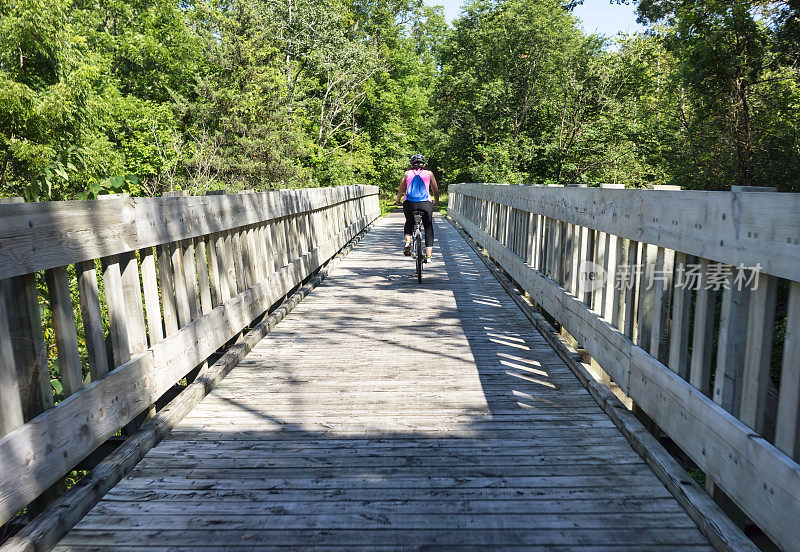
{"left": 637, "top": 0, "right": 800, "bottom": 189}
{"left": 434, "top": 0, "right": 587, "bottom": 184}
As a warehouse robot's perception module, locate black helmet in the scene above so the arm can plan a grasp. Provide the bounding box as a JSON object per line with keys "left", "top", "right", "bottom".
{"left": 410, "top": 153, "right": 426, "bottom": 167}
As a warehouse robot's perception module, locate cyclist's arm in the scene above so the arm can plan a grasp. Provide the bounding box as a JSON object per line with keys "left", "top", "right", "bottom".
{"left": 430, "top": 172, "right": 439, "bottom": 204}
{"left": 396, "top": 175, "right": 406, "bottom": 204}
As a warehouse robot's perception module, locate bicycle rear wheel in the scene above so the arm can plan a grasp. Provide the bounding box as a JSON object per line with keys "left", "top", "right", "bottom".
{"left": 415, "top": 233, "right": 423, "bottom": 283}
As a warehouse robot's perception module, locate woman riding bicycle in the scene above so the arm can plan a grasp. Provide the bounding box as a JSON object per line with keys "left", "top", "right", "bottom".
{"left": 396, "top": 153, "right": 439, "bottom": 261}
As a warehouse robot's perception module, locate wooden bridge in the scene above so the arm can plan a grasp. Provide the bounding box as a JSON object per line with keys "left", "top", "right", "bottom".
{"left": 0, "top": 185, "right": 798, "bottom": 551}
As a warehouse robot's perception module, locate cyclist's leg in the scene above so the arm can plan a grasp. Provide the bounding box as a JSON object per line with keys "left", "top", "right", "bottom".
{"left": 421, "top": 202, "right": 435, "bottom": 258}
{"left": 402, "top": 200, "right": 414, "bottom": 254}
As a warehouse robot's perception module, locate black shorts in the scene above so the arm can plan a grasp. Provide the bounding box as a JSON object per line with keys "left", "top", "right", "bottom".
{"left": 403, "top": 200, "right": 434, "bottom": 247}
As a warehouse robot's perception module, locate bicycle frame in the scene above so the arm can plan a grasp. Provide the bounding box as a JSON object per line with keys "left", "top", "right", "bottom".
{"left": 412, "top": 210, "right": 425, "bottom": 283}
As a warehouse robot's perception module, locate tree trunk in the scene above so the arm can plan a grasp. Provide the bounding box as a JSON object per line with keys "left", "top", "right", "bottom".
{"left": 733, "top": 79, "right": 755, "bottom": 187}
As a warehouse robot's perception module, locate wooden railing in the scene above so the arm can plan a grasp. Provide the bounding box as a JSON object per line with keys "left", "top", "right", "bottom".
{"left": 0, "top": 186, "right": 379, "bottom": 526}
{"left": 449, "top": 183, "right": 800, "bottom": 552}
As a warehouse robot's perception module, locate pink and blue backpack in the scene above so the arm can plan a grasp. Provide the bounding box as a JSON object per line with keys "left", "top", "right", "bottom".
{"left": 405, "top": 169, "right": 430, "bottom": 202}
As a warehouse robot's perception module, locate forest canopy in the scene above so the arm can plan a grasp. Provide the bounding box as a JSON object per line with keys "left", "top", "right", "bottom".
{"left": 1, "top": 0, "right": 799, "bottom": 201}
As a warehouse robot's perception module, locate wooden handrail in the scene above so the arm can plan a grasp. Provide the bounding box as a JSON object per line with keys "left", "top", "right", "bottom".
{"left": 0, "top": 187, "right": 376, "bottom": 281}
{"left": 449, "top": 182, "right": 800, "bottom": 552}
{"left": 453, "top": 183, "right": 800, "bottom": 281}
{"left": 0, "top": 186, "right": 380, "bottom": 527}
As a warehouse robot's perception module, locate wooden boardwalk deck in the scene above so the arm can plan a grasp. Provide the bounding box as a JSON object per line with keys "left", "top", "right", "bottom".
{"left": 54, "top": 213, "right": 712, "bottom": 551}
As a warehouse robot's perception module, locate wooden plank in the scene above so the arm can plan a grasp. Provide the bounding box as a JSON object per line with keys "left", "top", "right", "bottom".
{"left": 636, "top": 243, "right": 658, "bottom": 350}
{"left": 739, "top": 272, "right": 778, "bottom": 433}
{"left": 534, "top": 214, "right": 544, "bottom": 270}
{"left": 544, "top": 217, "right": 555, "bottom": 278}
{"left": 525, "top": 212, "right": 535, "bottom": 265}
{"left": 249, "top": 225, "right": 265, "bottom": 282}
{"left": 213, "top": 233, "right": 233, "bottom": 304}
{"left": 610, "top": 236, "right": 625, "bottom": 329}
{"left": 507, "top": 207, "right": 515, "bottom": 254}
{"left": 273, "top": 220, "right": 289, "bottom": 270}
{"left": 0, "top": 187, "right": 379, "bottom": 281}
{"left": 204, "top": 191, "right": 227, "bottom": 307}
{"left": 170, "top": 242, "right": 192, "bottom": 328}
{"left": 689, "top": 259, "right": 716, "bottom": 396}
{"left": 630, "top": 241, "right": 644, "bottom": 344}
{"left": 45, "top": 266, "right": 83, "bottom": 396}
{"left": 0, "top": 277, "right": 25, "bottom": 436}
{"left": 231, "top": 231, "right": 246, "bottom": 291}
{"left": 603, "top": 234, "right": 618, "bottom": 324}
{"left": 52, "top": 529, "right": 713, "bottom": 549}
{"left": 521, "top": 209, "right": 529, "bottom": 259}
{"left": 286, "top": 216, "right": 300, "bottom": 264}
{"left": 2, "top": 273, "right": 53, "bottom": 420}
{"left": 0, "top": 198, "right": 137, "bottom": 280}
{"left": 139, "top": 250, "right": 164, "bottom": 346}
{"left": 181, "top": 240, "right": 201, "bottom": 321}
{"left": 668, "top": 252, "right": 692, "bottom": 379}
{"left": 713, "top": 280, "right": 750, "bottom": 415}
{"left": 76, "top": 261, "right": 109, "bottom": 380}
{"left": 593, "top": 231, "right": 608, "bottom": 316}
{"left": 551, "top": 220, "right": 563, "bottom": 284}
{"left": 449, "top": 183, "right": 800, "bottom": 282}
{"left": 241, "top": 227, "right": 257, "bottom": 288}
{"left": 205, "top": 234, "right": 224, "bottom": 307}
{"left": 775, "top": 281, "right": 800, "bottom": 460}
{"left": 0, "top": 197, "right": 52, "bottom": 420}
{"left": 102, "top": 257, "right": 130, "bottom": 367}
{"left": 0, "top": 353, "right": 155, "bottom": 525}
{"left": 297, "top": 213, "right": 310, "bottom": 256}
{"left": 119, "top": 252, "right": 147, "bottom": 356}
{"left": 156, "top": 245, "right": 179, "bottom": 337}
{"left": 309, "top": 211, "right": 320, "bottom": 252}
{"left": 194, "top": 238, "right": 213, "bottom": 315}
{"left": 622, "top": 240, "right": 638, "bottom": 339}
{"left": 561, "top": 221, "right": 572, "bottom": 289}
{"left": 260, "top": 224, "right": 275, "bottom": 277}
{"left": 222, "top": 231, "right": 239, "bottom": 295}
{"left": 254, "top": 223, "right": 267, "bottom": 281}
{"left": 133, "top": 186, "right": 379, "bottom": 250}
{"left": 649, "top": 247, "right": 673, "bottom": 363}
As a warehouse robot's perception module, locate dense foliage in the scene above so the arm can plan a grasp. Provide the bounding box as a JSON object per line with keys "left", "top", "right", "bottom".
{"left": 434, "top": 0, "right": 800, "bottom": 190}
{"left": 0, "top": 0, "right": 442, "bottom": 200}
{"left": 1, "top": 0, "right": 799, "bottom": 199}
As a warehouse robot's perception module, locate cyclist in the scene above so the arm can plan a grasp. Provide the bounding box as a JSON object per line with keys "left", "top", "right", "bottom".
{"left": 396, "top": 153, "right": 439, "bottom": 262}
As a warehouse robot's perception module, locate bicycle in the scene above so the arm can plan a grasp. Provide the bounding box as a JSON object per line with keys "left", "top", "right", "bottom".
{"left": 411, "top": 209, "right": 426, "bottom": 283}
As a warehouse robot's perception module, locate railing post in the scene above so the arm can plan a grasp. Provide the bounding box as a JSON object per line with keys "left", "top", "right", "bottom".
{"left": 0, "top": 197, "right": 52, "bottom": 429}
{"left": 0, "top": 276, "right": 25, "bottom": 436}
{"left": 776, "top": 280, "right": 800, "bottom": 460}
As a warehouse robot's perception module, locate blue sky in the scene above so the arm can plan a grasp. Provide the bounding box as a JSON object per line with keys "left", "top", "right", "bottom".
{"left": 428, "top": 0, "right": 645, "bottom": 37}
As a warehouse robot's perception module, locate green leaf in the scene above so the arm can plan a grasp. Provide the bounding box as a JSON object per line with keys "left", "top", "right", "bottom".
{"left": 50, "top": 379, "right": 63, "bottom": 394}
